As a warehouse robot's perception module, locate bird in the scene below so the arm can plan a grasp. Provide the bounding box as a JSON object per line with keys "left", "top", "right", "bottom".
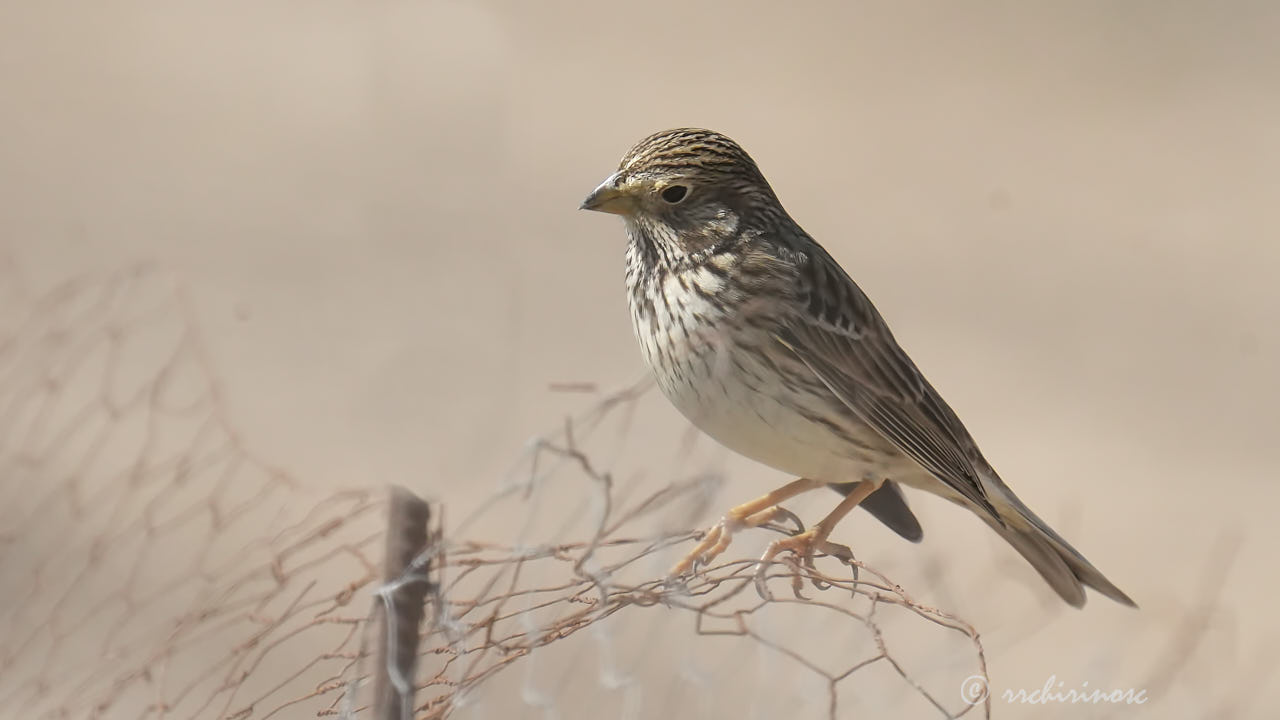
{"left": 579, "top": 128, "right": 1134, "bottom": 608}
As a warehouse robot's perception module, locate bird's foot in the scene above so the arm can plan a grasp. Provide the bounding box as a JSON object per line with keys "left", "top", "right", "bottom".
{"left": 669, "top": 504, "right": 803, "bottom": 578}
{"left": 753, "top": 527, "right": 855, "bottom": 599}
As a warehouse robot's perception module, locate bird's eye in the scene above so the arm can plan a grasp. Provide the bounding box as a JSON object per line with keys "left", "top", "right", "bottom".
{"left": 660, "top": 185, "right": 689, "bottom": 204}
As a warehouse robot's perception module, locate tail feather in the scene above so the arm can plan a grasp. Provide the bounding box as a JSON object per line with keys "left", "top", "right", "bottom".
{"left": 837, "top": 480, "right": 924, "bottom": 543}
{"left": 988, "top": 488, "right": 1136, "bottom": 608}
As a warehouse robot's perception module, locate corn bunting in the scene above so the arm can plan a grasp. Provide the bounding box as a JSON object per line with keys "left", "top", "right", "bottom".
{"left": 581, "top": 128, "right": 1133, "bottom": 607}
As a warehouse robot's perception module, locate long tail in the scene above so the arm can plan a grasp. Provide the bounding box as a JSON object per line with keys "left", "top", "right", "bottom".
{"left": 986, "top": 483, "right": 1136, "bottom": 608}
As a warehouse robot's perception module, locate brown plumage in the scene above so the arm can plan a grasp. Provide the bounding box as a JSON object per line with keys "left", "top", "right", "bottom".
{"left": 582, "top": 128, "right": 1134, "bottom": 608}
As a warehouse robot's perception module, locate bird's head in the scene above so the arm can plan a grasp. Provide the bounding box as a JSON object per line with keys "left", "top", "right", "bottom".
{"left": 581, "top": 128, "right": 786, "bottom": 259}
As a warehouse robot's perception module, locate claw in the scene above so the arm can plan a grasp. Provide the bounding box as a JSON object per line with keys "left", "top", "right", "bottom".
{"left": 670, "top": 521, "right": 724, "bottom": 577}
{"left": 669, "top": 478, "right": 830, "bottom": 580}
{"left": 749, "top": 479, "right": 877, "bottom": 597}
{"left": 761, "top": 506, "right": 805, "bottom": 536}
{"left": 669, "top": 514, "right": 744, "bottom": 577}
{"left": 671, "top": 503, "right": 811, "bottom": 578}
{"left": 754, "top": 530, "right": 860, "bottom": 598}
{"left": 753, "top": 560, "right": 776, "bottom": 600}
{"left": 807, "top": 540, "right": 854, "bottom": 591}
{"left": 755, "top": 529, "right": 816, "bottom": 599}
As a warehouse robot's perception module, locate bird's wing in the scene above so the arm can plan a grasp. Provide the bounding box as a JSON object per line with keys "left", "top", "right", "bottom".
{"left": 772, "top": 244, "right": 1002, "bottom": 522}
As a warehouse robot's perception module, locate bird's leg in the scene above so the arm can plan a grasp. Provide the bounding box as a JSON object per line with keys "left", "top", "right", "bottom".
{"left": 755, "top": 478, "right": 882, "bottom": 597}
{"left": 669, "top": 477, "right": 825, "bottom": 577}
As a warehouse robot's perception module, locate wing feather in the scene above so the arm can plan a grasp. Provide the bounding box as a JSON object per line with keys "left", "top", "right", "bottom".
{"left": 773, "top": 244, "right": 1002, "bottom": 522}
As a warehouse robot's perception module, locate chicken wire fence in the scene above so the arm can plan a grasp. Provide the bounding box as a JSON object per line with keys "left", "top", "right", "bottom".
{"left": 0, "top": 264, "right": 989, "bottom": 720}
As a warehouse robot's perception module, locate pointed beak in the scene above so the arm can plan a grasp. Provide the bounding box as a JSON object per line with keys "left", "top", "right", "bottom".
{"left": 579, "top": 173, "right": 635, "bottom": 215}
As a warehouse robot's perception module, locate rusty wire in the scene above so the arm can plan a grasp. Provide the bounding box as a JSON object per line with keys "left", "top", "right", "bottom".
{"left": 0, "top": 265, "right": 988, "bottom": 720}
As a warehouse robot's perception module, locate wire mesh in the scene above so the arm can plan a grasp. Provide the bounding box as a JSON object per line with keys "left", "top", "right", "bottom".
{"left": 0, "top": 265, "right": 988, "bottom": 720}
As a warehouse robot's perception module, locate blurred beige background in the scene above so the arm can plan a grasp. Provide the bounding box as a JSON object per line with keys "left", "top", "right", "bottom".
{"left": 2, "top": 1, "right": 1278, "bottom": 717}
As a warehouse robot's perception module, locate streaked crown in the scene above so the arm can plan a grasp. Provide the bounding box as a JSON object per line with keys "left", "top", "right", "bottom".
{"left": 601, "top": 128, "right": 785, "bottom": 221}
{"left": 618, "top": 128, "right": 764, "bottom": 178}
